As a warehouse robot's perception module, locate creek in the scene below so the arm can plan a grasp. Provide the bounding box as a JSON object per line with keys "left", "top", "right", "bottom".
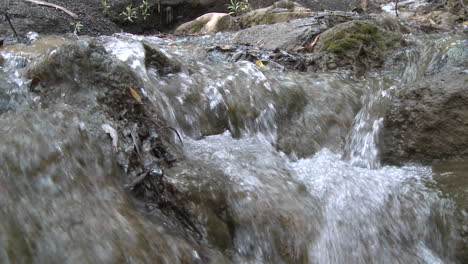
{"left": 0, "top": 29, "right": 466, "bottom": 263}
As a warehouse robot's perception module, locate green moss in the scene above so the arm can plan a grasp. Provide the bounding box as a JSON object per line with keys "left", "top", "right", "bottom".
{"left": 327, "top": 38, "right": 360, "bottom": 54}
{"left": 191, "top": 20, "right": 205, "bottom": 33}
{"left": 264, "top": 13, "right": 276, "bottom": 24}
{"left": 273, "top": 0, "right": 295, "bottom": 9}
{"left": 321, "top": 21, "right": 387, "bottom": 55}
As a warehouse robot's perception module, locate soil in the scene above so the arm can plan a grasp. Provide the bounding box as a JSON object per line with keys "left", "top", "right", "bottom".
{"left": 0, "top": 0, "right": 120, "bottom": 37}
{"left": 0, "top": 0, "right": 224, "bottom": 40}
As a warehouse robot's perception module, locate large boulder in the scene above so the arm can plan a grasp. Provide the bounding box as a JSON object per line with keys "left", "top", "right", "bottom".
{"left": 174, "top": 13, "right": 239, "bottom": 34}
{"left": 381, "top": 70, "right": 468, "bottom": 164}
{"left": 239, "top": 0, "right": 313, "bottom": 28}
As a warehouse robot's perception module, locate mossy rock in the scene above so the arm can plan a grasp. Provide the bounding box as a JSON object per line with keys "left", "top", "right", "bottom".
{"left": 273, "top": 0, "right": 297, "bottom": 9}
{"left": 240, "top": 0, "right": 312, "bottom": 28}
{"left": 321, "top": 21, "right": 384, "bottom": 54}
{"left": 314, "top": 20, "right": 405, "bottom": 74}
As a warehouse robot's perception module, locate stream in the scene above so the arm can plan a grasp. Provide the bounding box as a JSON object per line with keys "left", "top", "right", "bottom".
{"left": 0, "top": 28, "right": 466, "bottom": 263}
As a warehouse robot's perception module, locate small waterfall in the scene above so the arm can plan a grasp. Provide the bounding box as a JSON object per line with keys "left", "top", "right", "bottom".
{"left": 343, "top": 79, "right": 394, "bottom": 169}
{"left": 0, "top": 31, "right": 465, "bottom": 263}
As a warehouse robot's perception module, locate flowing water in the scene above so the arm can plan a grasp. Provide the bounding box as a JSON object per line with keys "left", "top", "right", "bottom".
{"left": 0, "top": 30, "right": 466, "bottom": 263}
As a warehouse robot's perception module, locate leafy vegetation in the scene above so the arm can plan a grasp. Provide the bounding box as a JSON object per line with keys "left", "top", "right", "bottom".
{"left": 100, "top": 0, "right": 112, "bottom": 16}
{"left": 119, "top": 1, "right": 155, "bottom": 23}
{"left": 70, "top": 21, "right": 83, "bottom": 34}
{"left": 226, "top": 0, "right": 251, "bottom": 17}
{"left": 120, "top": 4, "right": 138, "bottom": 22}
{"left": 139, "top": 0, "right": 153, "bottom": 21}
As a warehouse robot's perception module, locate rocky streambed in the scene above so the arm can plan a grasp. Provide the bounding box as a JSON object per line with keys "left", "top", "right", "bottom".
{"left": 0, "top": 0, "right": 467, "bottom": 263}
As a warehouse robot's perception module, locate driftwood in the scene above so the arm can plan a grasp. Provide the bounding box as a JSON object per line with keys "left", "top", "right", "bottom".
{"left": 24, "top": 0, "right": 78, "bottom": 19}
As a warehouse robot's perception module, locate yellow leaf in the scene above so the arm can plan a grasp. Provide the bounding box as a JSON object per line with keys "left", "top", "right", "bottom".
{"left": 428, "top": 18, "right": 437, "bottom": 25}
{"left": 129, "top": 87, "right": 142, "bottom": 103}
{"left": 255, "top": 60, "right": 265, "bottom": 67}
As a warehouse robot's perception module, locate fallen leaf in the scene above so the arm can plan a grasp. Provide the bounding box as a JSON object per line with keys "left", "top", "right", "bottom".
{"left": 256, "top": 60, "right": 266, "bottom": 67}
{"left": 102, "top": 124, "right": 119, "bottom": 151}
{"left": 308, "top": 34, "right": 320, "bottom": 49}
{"left": 129, "top": 87, "right": 142, "bottom": 103}
{"left": 428, "top": 18, "right": 437, "bottom": 25}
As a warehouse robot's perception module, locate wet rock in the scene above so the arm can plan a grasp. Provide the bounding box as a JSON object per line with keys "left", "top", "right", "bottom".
{"left": 0, "top": 109, "right": 206, "bottom": 263}
{"left": 25, "top": 38, "right": 140, "bottom": 101}
{"left": 234, "top": 16, "right": 322, "bottom": 50}
{"left": 239, "top": 0, "right": 313, "bottom": 28}
{"left": 19, "top": 37, "right": 206, "bottom": 248}
{"left": 0, "top": 92, "right": 11, "bottom": 114}
{"left": 381, "top": 70, "right": 468, "bottom": 164}
{"left": 234, "top": 11, "right": 359, "bottom": 50}
{"left": 174, "top": 13, "right": 239, "bottom": 35}
{"left": 1, "top": 35, "right": 73, "bottom": 60}
{"left": 143, "top": 42, "right": 182, "bottom": 75}
{"left": 430, "top": 10, "right": 464, "bottom": 25}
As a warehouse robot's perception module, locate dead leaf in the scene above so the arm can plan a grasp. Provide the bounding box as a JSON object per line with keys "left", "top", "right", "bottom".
{"left": 307, "top": 34, "right": 320, "bottom": 49}
{"left": 294, "top": 34, "right": 320, "bottom": 52}
{"left": 129, "top": 87, "right": 142, "bottom": 103}
{"left": 218, "top": 45, "right": 236, "bottom": 51}
{"left": 255, "top": 60, "right": 266, "bottom": 67}
{"left": 428, "top": 18, "right": 437, "bottom": 25}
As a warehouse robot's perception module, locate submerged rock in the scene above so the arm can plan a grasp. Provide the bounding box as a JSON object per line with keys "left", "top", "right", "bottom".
{"left": 382, "top": 70, "right": 468, "bottom": 164}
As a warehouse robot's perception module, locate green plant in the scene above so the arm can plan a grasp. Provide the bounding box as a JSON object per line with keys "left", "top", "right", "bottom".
{"left": 101, "top": 0, "right": 112, "bottom": 16}
{"left": 226, "top": 0, "right": 251, "bottom": 17}
{"left": 120, "top": 4, "right": 138, "bottom": 22}
{"left": 70, "top": 21, "right": 83, "bottom": 34}
{"left": 139, "top": 0, "right": 153, "bottom": 21}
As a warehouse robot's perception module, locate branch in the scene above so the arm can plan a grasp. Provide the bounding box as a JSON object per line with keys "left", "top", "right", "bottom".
{"left": 24, "top": 0, "right": 78, "bottom": 19}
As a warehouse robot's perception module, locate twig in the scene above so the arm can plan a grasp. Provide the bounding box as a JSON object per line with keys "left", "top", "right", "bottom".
{"left": 164, "top": 126, "right": 184, "bottom": 146}
{"left": 4, "top": 13, "right": 19, "bottom": 41}
{"left": 132, "top": 115, "right": 184, "bottom": 146}
{"left": 394, "top": 0, "right": 399, "bottom": 17}
{"left": 294, "top": 34, "right": 320, "bottom": 52}
{"left": 24, "top": 0, "right": 78, "bottom": 19}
